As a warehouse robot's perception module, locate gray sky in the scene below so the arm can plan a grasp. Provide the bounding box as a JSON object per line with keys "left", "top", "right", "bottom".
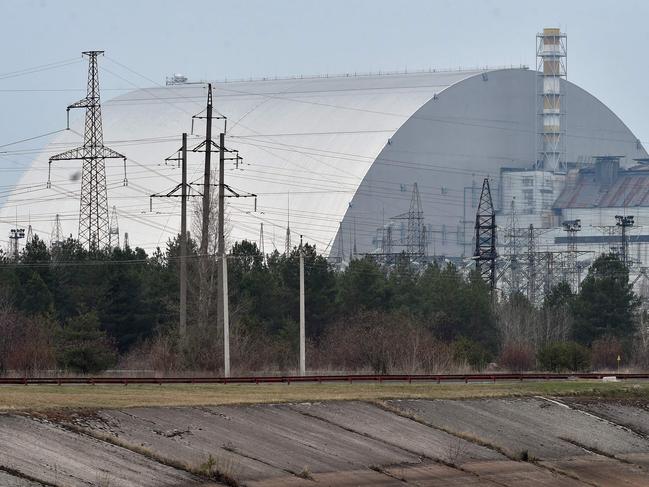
{"left": 2, "top": 0, "right": 649, "bottom": 193}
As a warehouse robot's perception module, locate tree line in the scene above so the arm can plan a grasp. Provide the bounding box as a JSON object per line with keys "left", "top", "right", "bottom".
{"left": 0, "top": 234, "right": 646, "bottom": 374}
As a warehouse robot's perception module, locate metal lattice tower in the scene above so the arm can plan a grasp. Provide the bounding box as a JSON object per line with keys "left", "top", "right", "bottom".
{"left": 108, "top": 205, "right": 120, "bottom": 249}
{"left": 51, "top": 214, "right": 63, "bottom": 247}
{"left": 26, "top": 224, "right": 33, "bottom": 246}
{"left": 503, "top": 198, "right": 524, "bottom": 295}
{"left": 473, "top": 178, "right": 497, "bottom": 291}
{"left": 259, "top": 222, "right": 265, "bottom": 260}
{"left": 562, "top": 219, "right": 582, "bottom": 290}
{"left": 536, "top": 28, "right": 567, "bottom": 172}
{"left": 9, "top": 228, "right": 25, "bottom": 261}
{"left": 616, "top": 215, "right": 634, "bottom": 267}
{"left": 526, "top": 224, "right": 538, "bottom": 303}
{"left": 49, "top": 51, "right": 127, "bottom": 250}
{"left": 406, "top": 183, "right": 426, "bottom": 257}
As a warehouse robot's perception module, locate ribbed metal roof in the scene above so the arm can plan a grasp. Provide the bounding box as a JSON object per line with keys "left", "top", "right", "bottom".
{"left": 5, "top": 69, "right": 486, "bottom": 251}
{"left": 3, "top": 67, "right": 647, "bottom": 256}
{"left": 554, "top": 165, "right": 649, "bottom": 209}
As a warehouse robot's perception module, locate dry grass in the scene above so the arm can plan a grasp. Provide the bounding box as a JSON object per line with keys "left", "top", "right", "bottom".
{"left": 0, "top": 380, "right": 648, "bottom": 411}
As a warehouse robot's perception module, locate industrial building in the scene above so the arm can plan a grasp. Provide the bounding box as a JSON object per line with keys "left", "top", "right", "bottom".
{"left": 4, "top": 29, "right": 648, "bottom": 289}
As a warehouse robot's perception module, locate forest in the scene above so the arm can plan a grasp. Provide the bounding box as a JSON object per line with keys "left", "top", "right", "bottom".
{"left": 0, "top": 234, "right": 647, "bottom": 375}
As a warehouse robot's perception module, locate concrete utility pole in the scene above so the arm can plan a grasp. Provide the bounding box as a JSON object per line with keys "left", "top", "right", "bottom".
{"left": 217, "top": 132, "right": 229, "bottom": 377}
{"left": 299, "top": 239, "right": 306, "bottom": 376}
{"left": 180, "top": 133, "right": 188, "bottom": 339}
{"left": 223, "top": 255, "right": 230, "bottom": 377}
{"left": 150, "top": 133, "right": 196, "bottom": 339}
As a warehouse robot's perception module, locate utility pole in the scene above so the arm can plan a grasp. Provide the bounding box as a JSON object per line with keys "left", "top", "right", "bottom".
{"left": 151, "top": 134, "right": 195, "bottom": 339}
{"left": 180, "top": 133, "right": 188, "bottom": 339}
{"left": 49, "top": 51, "right": 127, "bottom": 250}
{"left": 222, "top": 254, "right": 230, "bottom": 377}
{"left": 200, "top": 84, "right": 214, "bottom": 259}
{"left": 299, "top": 236, "right": 306, "bottom": 376}
{"left": 217, "top": 132, "right": 228, "bottom": 375}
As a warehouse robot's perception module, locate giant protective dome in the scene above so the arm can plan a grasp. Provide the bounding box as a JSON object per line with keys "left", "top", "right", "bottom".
{"left": 5, "top": 67, "right": 647, "bottom": 257}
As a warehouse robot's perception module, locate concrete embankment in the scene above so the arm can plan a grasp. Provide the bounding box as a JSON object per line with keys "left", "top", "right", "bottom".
{"left": 2, "top": 397, "right": 649, "bottom": 486}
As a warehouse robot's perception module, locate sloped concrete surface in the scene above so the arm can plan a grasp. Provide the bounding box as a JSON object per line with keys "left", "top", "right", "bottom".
{"left": 565, "top": 399, "right": 649, "bottom": 436}
{"left": 79, "top": 403, "right": 420, "bottom": 481}
{"left": 0, "top": 414, "right": 201, "bottom": 487}
{"left": 288, "top": 401, "right": 503, "bottom": 463}
{"left": 2, "top": 398, "right": 649, "bottom": 486}
{"left": 388, "top": 397, "right": 649, "bottom": 459}
{"left": 0, "top": 470, "right": 44, "bottom": 486}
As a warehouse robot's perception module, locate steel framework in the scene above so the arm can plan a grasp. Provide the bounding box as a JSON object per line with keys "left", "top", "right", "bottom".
{"left": 536, "top": 28, "right": 567, "bottom": 172}
{"left": 49, "top": 51, "right": 127, "bottom": 250}
{"left": 473, "top": 178, "right": 497, "bottom": 290}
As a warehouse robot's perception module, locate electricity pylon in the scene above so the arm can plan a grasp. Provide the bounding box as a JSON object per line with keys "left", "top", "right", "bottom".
{"left": 48, "top": 51, "right": 127, "bottom": 250}
{"left": 473, "top": 178, "right": 497, "bottom": 292}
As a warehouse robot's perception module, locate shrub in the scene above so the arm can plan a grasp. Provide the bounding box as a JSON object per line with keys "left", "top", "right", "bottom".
{"left": 452, "top": 337, "right": 492, "bottom": 371}
{"left": 537, "top": 341, "right": 590, "bottom": 372}
{"left": 498, "top": 342, "right": 535, "bottom": 371}
{"left": 591, "top": 336, "right": 624, "bottom": 370}
{"left": 312, "top": 310, "right": 454, "bottom": 374}
{"left": 56, "top": 312, "right": 117, "bottom": 373}
{"left": 0, "top": 311, "right": 57, "bottom": 374}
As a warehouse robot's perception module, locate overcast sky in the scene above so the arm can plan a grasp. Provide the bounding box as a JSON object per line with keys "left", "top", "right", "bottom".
{"left": 2, "top": 0, "right": 649, "bottom": 192}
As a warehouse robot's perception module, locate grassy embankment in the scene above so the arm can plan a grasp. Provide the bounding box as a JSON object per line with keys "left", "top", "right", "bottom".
{"left": 0, "top": 380, "right": 648, "bottom": 411}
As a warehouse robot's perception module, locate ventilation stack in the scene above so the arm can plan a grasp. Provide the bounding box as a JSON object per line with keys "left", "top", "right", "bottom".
{"left": 537, "top": 28, "right": 567, "bottom": 172}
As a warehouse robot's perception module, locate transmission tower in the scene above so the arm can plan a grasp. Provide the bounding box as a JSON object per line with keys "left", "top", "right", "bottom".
{"left": 543, "top": 251, "right": 555, "bottom": 296}
{"left": 9, "top": 228, "right": 25, "bottom": 261}
{"left": 51, "top": 214, "right": 63, "bottom": 247}
{"left": 406, "top": 183, "right": 426, "bottom": 257}
{"left": 285, "top": 195, "right": 291, "bottom": 255}
{"left": 473, "top": 178, "right": 497, "bottom": 291}
{"left": 562, "top": 219, "right": 581, "bottom": 291}
{"left": 526, "top": 224, "right": 538, "bottom": 303}
{"left": 502, "top": 198, "right": 524, "bottom": 295}
{"left": 259, "top": 222, "right": 265, "bottom": 260}
{"left": 108, "top": 205, "right": 120, "bottom": 249}
{"left": 616, "top": 215, "right": 634, "bottom": 267}
{"left": 26, "top": 224, "right": 33, "bottom": 246}
{"left": 389, "top": 183, "right": 426, "bottom": 259}
{"left": 385, "top": 225, "right": 393, "bottom": 255}
{"left": 48, "top": 51, "right": 127, "bottom": 250}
